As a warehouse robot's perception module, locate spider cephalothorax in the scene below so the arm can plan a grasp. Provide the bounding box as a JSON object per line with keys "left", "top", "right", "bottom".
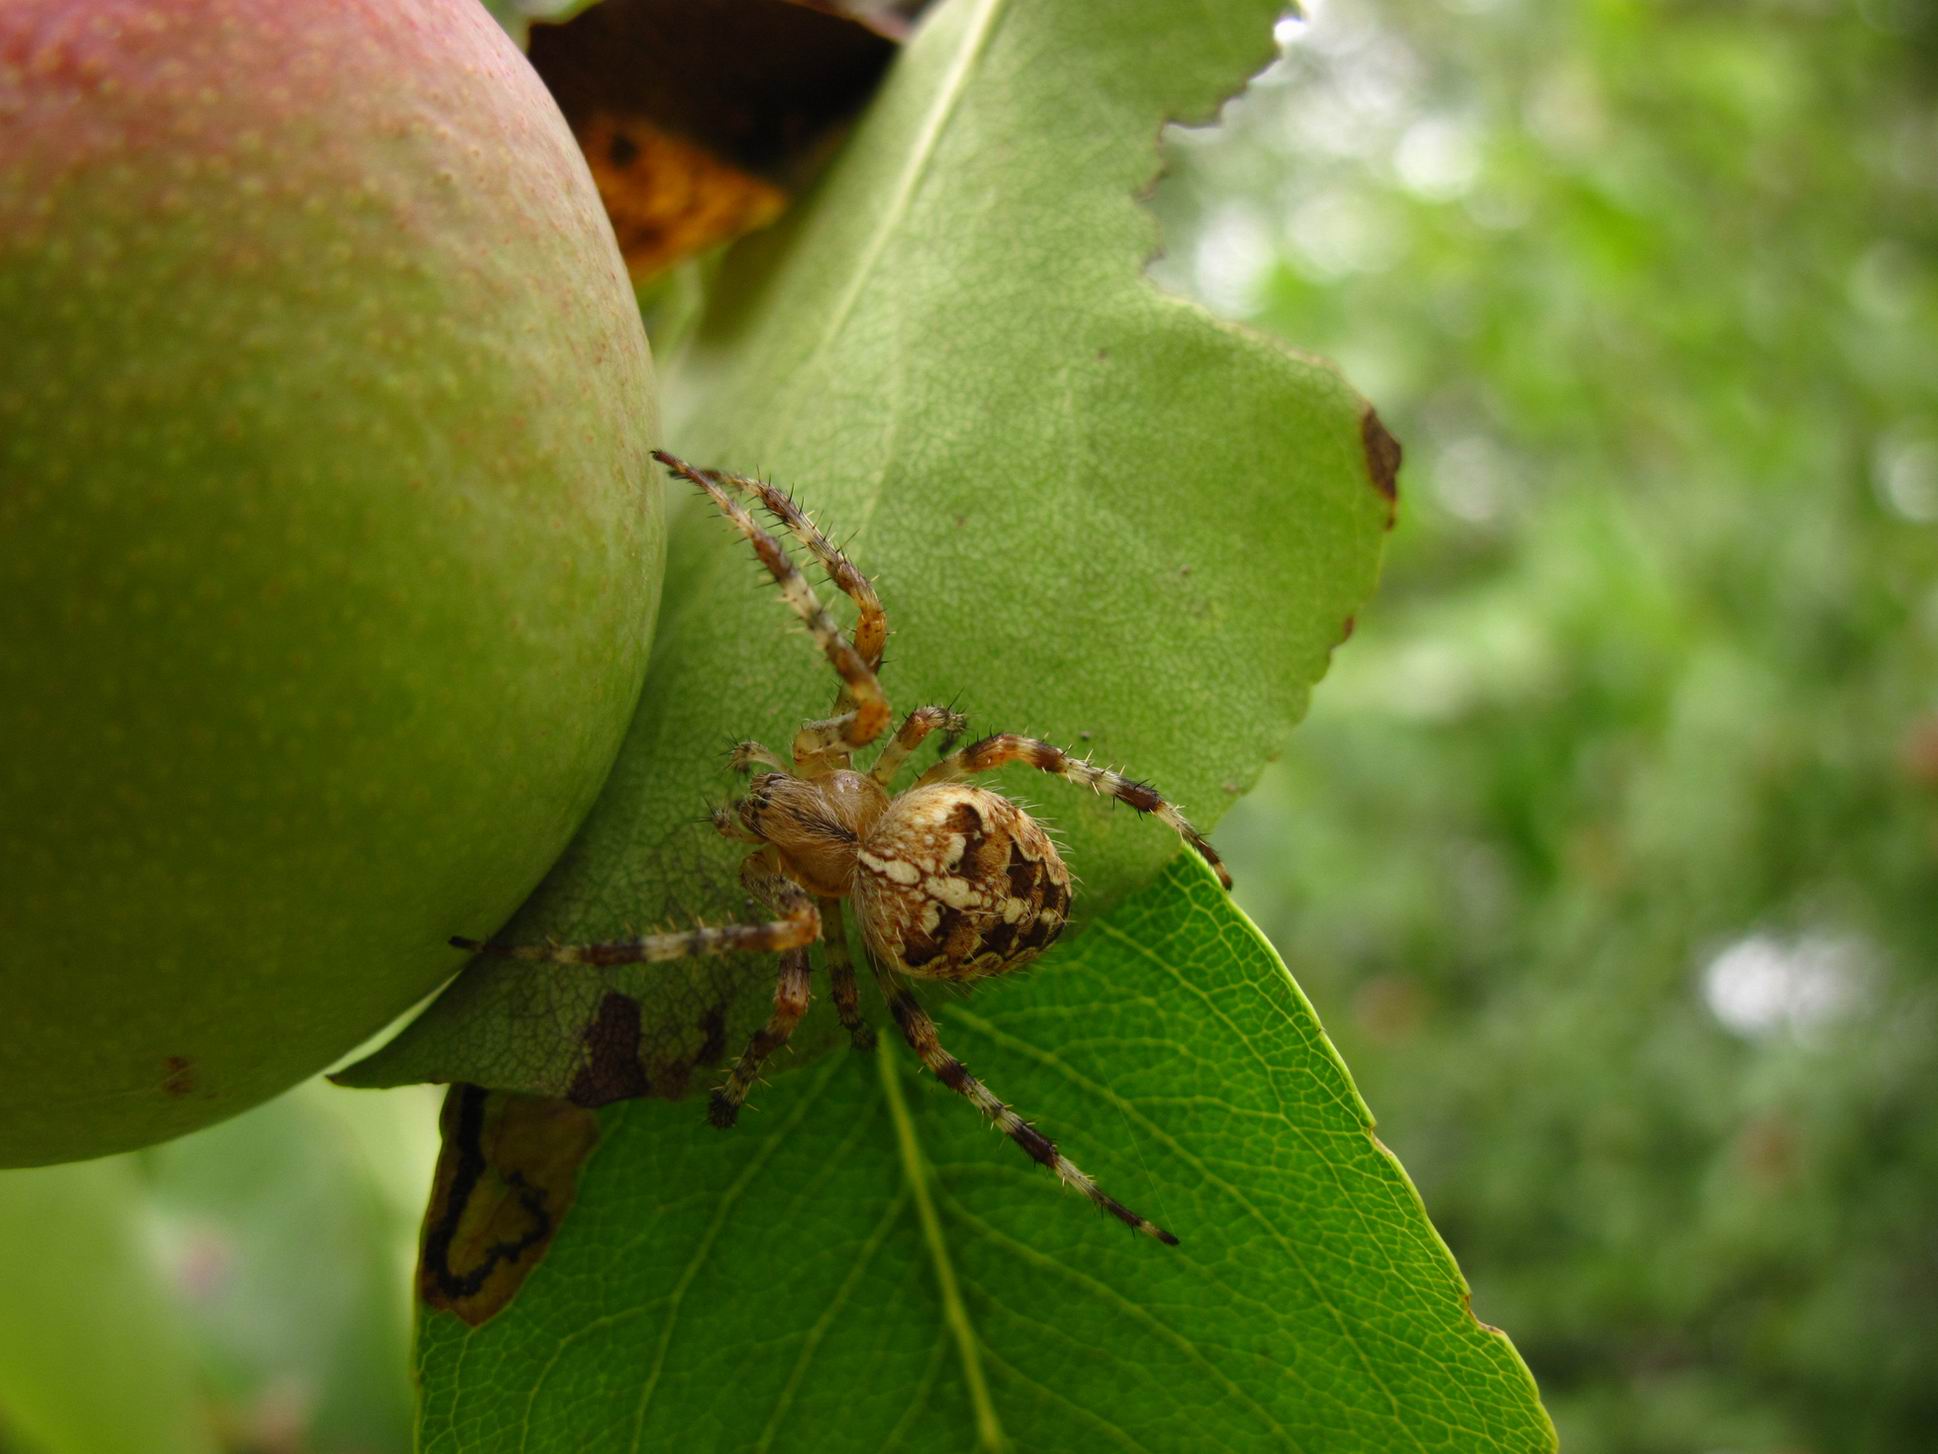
{"left": 455, "top": 451, "right": 1231, "bottom": 1244}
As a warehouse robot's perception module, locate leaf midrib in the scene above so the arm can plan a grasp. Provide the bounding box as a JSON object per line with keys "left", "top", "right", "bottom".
{"left": 877, "top": 1038, "right": 1007, "bottom": 1453}
{"left": 743, "top": 0, "right": 1010, "bottom": 510}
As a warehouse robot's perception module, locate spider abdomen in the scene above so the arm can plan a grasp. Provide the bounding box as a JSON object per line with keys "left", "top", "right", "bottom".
{"left": 854, "top": 784, "right": 1071, "bottom": 982}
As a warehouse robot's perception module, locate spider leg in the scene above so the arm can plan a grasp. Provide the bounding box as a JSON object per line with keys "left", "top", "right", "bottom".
{"left": 867, "top": 957, "right": 1177, "bottom": 1244}
{"left": 917, "top": 734, "right": 1231, "bottom": 890}
{"left": 728, "top": 740, "right": 788, "bottom": 775}
{"left": 450, "top": 853, "right": 819, "bottom": 965}
{"left": 819, "top": 897, "right": 875, "bottom": 1048}
{"left": 789, "top": 713, "right": 868, "bottom": 773}
{"left": 698, "top": 465, "right": 887, "bottom": 672}
{"left": 656, "top": 451, "right": 891, "bottom": 760}
{"left": 709, "top": 946, "right": 812, "bottom": 1127}
{"left": 729, "top": 480, "right": 886, "bottom": 766}
{"left": 710, "top": 804, "right": 763, "bottom": 843}
{"left": 869, "top": 704, "right": 971, "bottom": 787}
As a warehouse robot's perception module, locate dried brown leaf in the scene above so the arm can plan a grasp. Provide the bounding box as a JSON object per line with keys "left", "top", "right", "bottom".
{"left": 529, "top": 0, "right": 898, "bottom": 281}
{"left": 417, "top": 1088, "right": 600, "bottom": 1326}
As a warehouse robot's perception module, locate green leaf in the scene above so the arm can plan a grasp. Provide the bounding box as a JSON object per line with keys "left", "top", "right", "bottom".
{"left": 413, "top": 858, "right": 1551, "bottom": 1452}
{"left": 338, "top": 0, "right": 1392, "bottom": 1100}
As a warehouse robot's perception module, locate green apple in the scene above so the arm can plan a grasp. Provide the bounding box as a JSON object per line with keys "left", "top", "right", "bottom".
{"left": 0, "top": 0, "right": 662, "bottom": 1164}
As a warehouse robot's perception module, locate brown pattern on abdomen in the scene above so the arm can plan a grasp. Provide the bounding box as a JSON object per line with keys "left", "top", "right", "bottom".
{"left": 854, "top": 783, "right": 1072, "bottom": 981}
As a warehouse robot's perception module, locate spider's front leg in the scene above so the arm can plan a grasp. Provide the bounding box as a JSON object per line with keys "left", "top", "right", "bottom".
{"left": 710, "top": 804, "right": 763, "bottom": 843}
{"left": 727, "top": 740, "right": 787, "bottom": 775}
{"left": 689, "top": 460, "right": 888, "bottom": 672}
{"left": 656, "top": 450, "right": 891, "bottom": 760}
{"left": 919, "top": 733, "right": 1231, "bottom": 889}
{"left": 869, "top": 704, "right": 970, "bottom": 787}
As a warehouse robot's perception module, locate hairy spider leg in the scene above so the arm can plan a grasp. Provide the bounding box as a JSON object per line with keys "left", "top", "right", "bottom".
{"left": 728, "top": 740, "right": 789, "bottom": 774}
{"left": 869, "top": 704, "right": 970, "bottom": 787}
{"left": 696, "top": 464, "right": 887, "bottom": 672}
{"left": 918, "top": 733, "right": 1232, "bottom": 890}
{"left": 818, "top": 897, "right": 875, "bottom": 1048}
{"left": 709, "top": 945, "right": 812, "bottom": 1128}
{"left": 654, "top": 451, "right": 890, "bottom": 766}
{"left": 709, "top": 802, "right": 763, "bottom": 843}
{"left": 696, "top": 465, "right": 892, "bottom": 771}
{"left": 450, "top": 853, "right": 820, "bottom": 965}
{"left": 868, "top": 956, "right": 1177, "bottom": 1244}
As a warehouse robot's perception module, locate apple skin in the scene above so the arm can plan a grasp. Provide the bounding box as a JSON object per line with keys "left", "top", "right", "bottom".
{"left": 0, "top": 0, "right": 662, "bottom": 1164}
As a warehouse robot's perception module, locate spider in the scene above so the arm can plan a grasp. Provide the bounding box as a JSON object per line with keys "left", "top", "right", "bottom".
{"left": 454, "top": 450, "right": 1232, "bottom": 1244}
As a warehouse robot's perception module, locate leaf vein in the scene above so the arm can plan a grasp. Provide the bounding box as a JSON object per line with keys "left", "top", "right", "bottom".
{"left": 879, "top": 1038, "right": 1007, "bottom": 1453}
{"left": 943, "top": 1204, "right": 1298, "bottom": 1448}
{"left": 625, "top": 1064, "right": 844, "bottom": 1452}
{"left": 752, "top": 1186, "right": 910, "bottom": 1452}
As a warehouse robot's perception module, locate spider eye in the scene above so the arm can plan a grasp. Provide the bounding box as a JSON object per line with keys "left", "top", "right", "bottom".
{"left": 739, "top": 772, "right": 783, "bottom": 831}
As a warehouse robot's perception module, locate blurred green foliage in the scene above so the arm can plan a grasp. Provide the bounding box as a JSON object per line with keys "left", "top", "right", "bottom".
{"left": 1152, "top": 2, "right": 1938, "bottom": 1452}
{"left": 0, "top": 1081, "right": 436, "bottom": 1454}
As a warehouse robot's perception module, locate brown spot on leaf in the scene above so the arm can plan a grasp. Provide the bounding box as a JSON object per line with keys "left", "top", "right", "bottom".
{"left": 160, "top": 1055, "right": 195, "bottom": 1097}
{"left": 566, "top": 992, "right": 651, "bottom": 1108}
{"left": 529, "top": 0, "right": 899, "bottom": 284}
{"left": 418, "top": 1087, "right": 600, "bottom": 1327}
{"left": 1360, "top": 405, "right": 1402, "bottom": 528}
{"left": 639, "top": 1000, "right": 733, "bottom": 1101}
{"left": 695, "top": 1003, "right": 729, "bottom": 1066}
